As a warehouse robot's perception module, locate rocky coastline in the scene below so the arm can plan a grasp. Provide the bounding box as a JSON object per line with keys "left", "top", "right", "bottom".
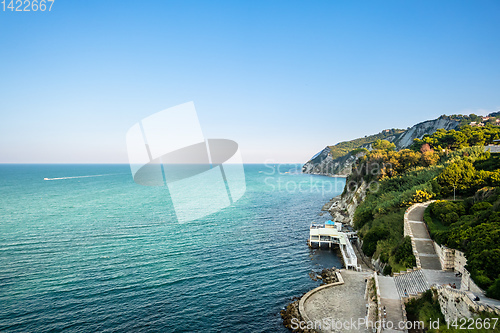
{"left": 281, "top": 161, "right": 373, "bottom": 330}
{"left": 281, "top": 268, "right": 339, "bottom": 332}
{"left": 283, "top": 115, "right": 477, "bottom": 331}
{"left": 321, "top": 180, "right": 367, "bottom": 227}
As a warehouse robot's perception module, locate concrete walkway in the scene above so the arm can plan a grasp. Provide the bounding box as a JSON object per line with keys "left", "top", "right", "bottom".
{"left": 423, "top": 269, "right": 461, "bottom": 288}
{"left": 301, "top": 270, "right": 372, "bottom": 332}
{"left": 372, "top": 201, "right": 500, "bottom": 331}
{"left": 378, "top": 276, "right": 405, "bottom": 332}
{"left": 408, "top": 203, "right": 500, "bottom": 309}
{"left": 394, "top": 269, "right": 429, "bottom": 297}
{"left": 407, "top": 204, "right": 442, "bottom": 270}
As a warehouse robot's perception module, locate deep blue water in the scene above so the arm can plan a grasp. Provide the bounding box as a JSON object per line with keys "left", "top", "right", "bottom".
{"left": 0, "top": 164, "right": 345, "bottom": 332}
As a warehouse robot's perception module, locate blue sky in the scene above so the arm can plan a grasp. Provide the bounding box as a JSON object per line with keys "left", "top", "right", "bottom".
{"left": 1, "top": 0, "right": 499, "bottom": 163}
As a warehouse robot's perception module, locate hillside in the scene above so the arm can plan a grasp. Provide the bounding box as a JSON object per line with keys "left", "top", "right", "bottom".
{"left": 310, "top": 115, "right": 500, "bottom": 298}
{"left": 302, "top": 129, "right": 403, "bottom": 175}
{"left": 302, "top": 115, "right": 463, "bottom": 175}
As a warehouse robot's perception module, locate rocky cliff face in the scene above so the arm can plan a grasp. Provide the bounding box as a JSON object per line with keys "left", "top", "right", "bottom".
{"left": 391, "top": 117, "right": 461, "bottom": 149}
{"left": 302, "top": 147, "right": 364, "bottom": 176}
{"left": 302, "top": 116, "right": 461, "bottom": 177}
{"left": 321, "top": 180, "right": 368, "bottom": 226}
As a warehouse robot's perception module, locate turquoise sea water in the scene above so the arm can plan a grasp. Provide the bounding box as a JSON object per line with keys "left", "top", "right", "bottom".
{"left": 0, "top": 164, "right": 345, "bottom": 332}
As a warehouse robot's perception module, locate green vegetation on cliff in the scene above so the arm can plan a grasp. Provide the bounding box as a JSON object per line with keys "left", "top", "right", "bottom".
{"left": 349, "top": 122, "right": 500, "bottom": 288}
{"left": 405, "top": 289, "right": 500, "bottom": 333}
{"left": 425, "top": 190, "right": 500, "bottom": 297}
{"left": 327, "top": 129, "right": 403, "bottom": 160}
{"left": 412, "top": 123, "right": 500, "bottom": 152}
{"left": 405, "top": 290, "right": 445, "bottom": 332}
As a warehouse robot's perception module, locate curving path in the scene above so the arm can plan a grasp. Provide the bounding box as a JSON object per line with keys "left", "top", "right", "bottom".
{"left": 407, "top": 203, "right": 442, "bottom": 270}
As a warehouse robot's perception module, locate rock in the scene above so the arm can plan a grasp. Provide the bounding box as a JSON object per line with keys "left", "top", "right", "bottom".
{"left": 281, "top": 297, "right": 320, "bottom": 333}
{"left": 318, "top": 268, "right": 339, "bottom": 285}
{"left": 323, "top": 180, "right": 368, "bottom": 226}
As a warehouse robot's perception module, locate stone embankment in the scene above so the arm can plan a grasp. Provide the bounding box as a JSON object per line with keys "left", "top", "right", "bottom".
{"left": 281, "top": 297, "right": 309, "bottom": 332}
{"left": 281, "top": 268, "right": 339, "bottom": 332}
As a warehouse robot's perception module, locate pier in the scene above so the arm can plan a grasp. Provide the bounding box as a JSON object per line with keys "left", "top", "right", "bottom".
{"left": 308, "top": 220, "right": 360, "bottom": 270}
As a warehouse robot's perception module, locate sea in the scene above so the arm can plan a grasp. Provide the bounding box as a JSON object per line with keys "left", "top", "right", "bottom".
{"left": 0, "top": 164, "right": 345, "bottom": 332}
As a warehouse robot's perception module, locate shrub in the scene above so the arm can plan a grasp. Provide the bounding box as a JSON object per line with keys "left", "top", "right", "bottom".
{"left": 372, "top": 139, "right": 396, "bottom": 151}
{"left": 487, "top": 278, "right": 500, "bottom": 299}
{"left": 430, "top": 201, "right": 465, "bottom": 225}
{"left": 351, "top": 147, "right": 369, "bottom": 155}
{"left": 408, "top": 189, "right": 433, "bottom": 204}
{"left": 392, "top": 236, "right": 416, "bottom": 268}
{"left": 405, "top": 290, "right": 445, "bottom": 330}
{"left": 443, "top": 212, "right": 459, "bottom": 225}
{"left": 472, "top": 274, "right": 493, "bottom": 289}
{"left": 471, "top": 201, "right": 493, "bottom": 214}
{"left": 362, "top": 226, "right": 389, "bottom": 257}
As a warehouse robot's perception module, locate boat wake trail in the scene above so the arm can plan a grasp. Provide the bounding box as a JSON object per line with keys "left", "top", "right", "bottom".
{"left": 43, "top": 174, "right": 118, "bottom": 181}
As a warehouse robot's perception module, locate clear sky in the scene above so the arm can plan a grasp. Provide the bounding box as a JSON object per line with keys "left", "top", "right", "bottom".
{"left": 1, "top": 0, "right": 499, "bottom": 163}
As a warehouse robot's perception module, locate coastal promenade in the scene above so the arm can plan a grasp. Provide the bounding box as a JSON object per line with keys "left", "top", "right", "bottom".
{"left": 300, "top": 270, "right": 372, "bottom": 333}
{"left": 404, "top": 202, "right": 500, "bottom": 308}
{"left": 373, "top": 202, "right": 460, "bottom": 332}
{"left": 294, "top": 201, "right": 479, "bottom": 332}
{"left": 367, "top": 202, "right": 458, "bottom": 332}
{"left": 296, "top": 199, "right": 490, "bottom": 333}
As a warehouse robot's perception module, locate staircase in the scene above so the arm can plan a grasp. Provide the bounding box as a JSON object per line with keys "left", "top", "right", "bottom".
{"left": 394, "top": 269, "right": 429, "bottom": 298}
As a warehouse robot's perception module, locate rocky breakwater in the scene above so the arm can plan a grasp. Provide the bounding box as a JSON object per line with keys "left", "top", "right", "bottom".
{"left": 281, "top": 268, "right": 339, "bottom": 332}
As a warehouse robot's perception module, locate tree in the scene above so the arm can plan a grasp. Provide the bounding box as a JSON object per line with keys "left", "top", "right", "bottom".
{"left": 469, "top": 131, "right": 486, "bottom": 146}
{"left": 393, "top": 236, "right": 416, "bottom": 268}
{"left": 398, "top": 149, "right": 422, "bottom": 171}
{"left": 421, "top": 150, "right": 440, "bottom": 166}
{"left": 372, "top": 139, "right": 396, "bottom": 151}
{"left": 362, "top": 226, "right": 389, "bottom": 257}
{"left": 438, "top": 160, "right": 476, "bottom": 197}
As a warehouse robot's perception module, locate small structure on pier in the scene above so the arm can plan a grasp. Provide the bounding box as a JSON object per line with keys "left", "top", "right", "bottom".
{"left": 308, "top": 220, "right": 359, "bottom": 270}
